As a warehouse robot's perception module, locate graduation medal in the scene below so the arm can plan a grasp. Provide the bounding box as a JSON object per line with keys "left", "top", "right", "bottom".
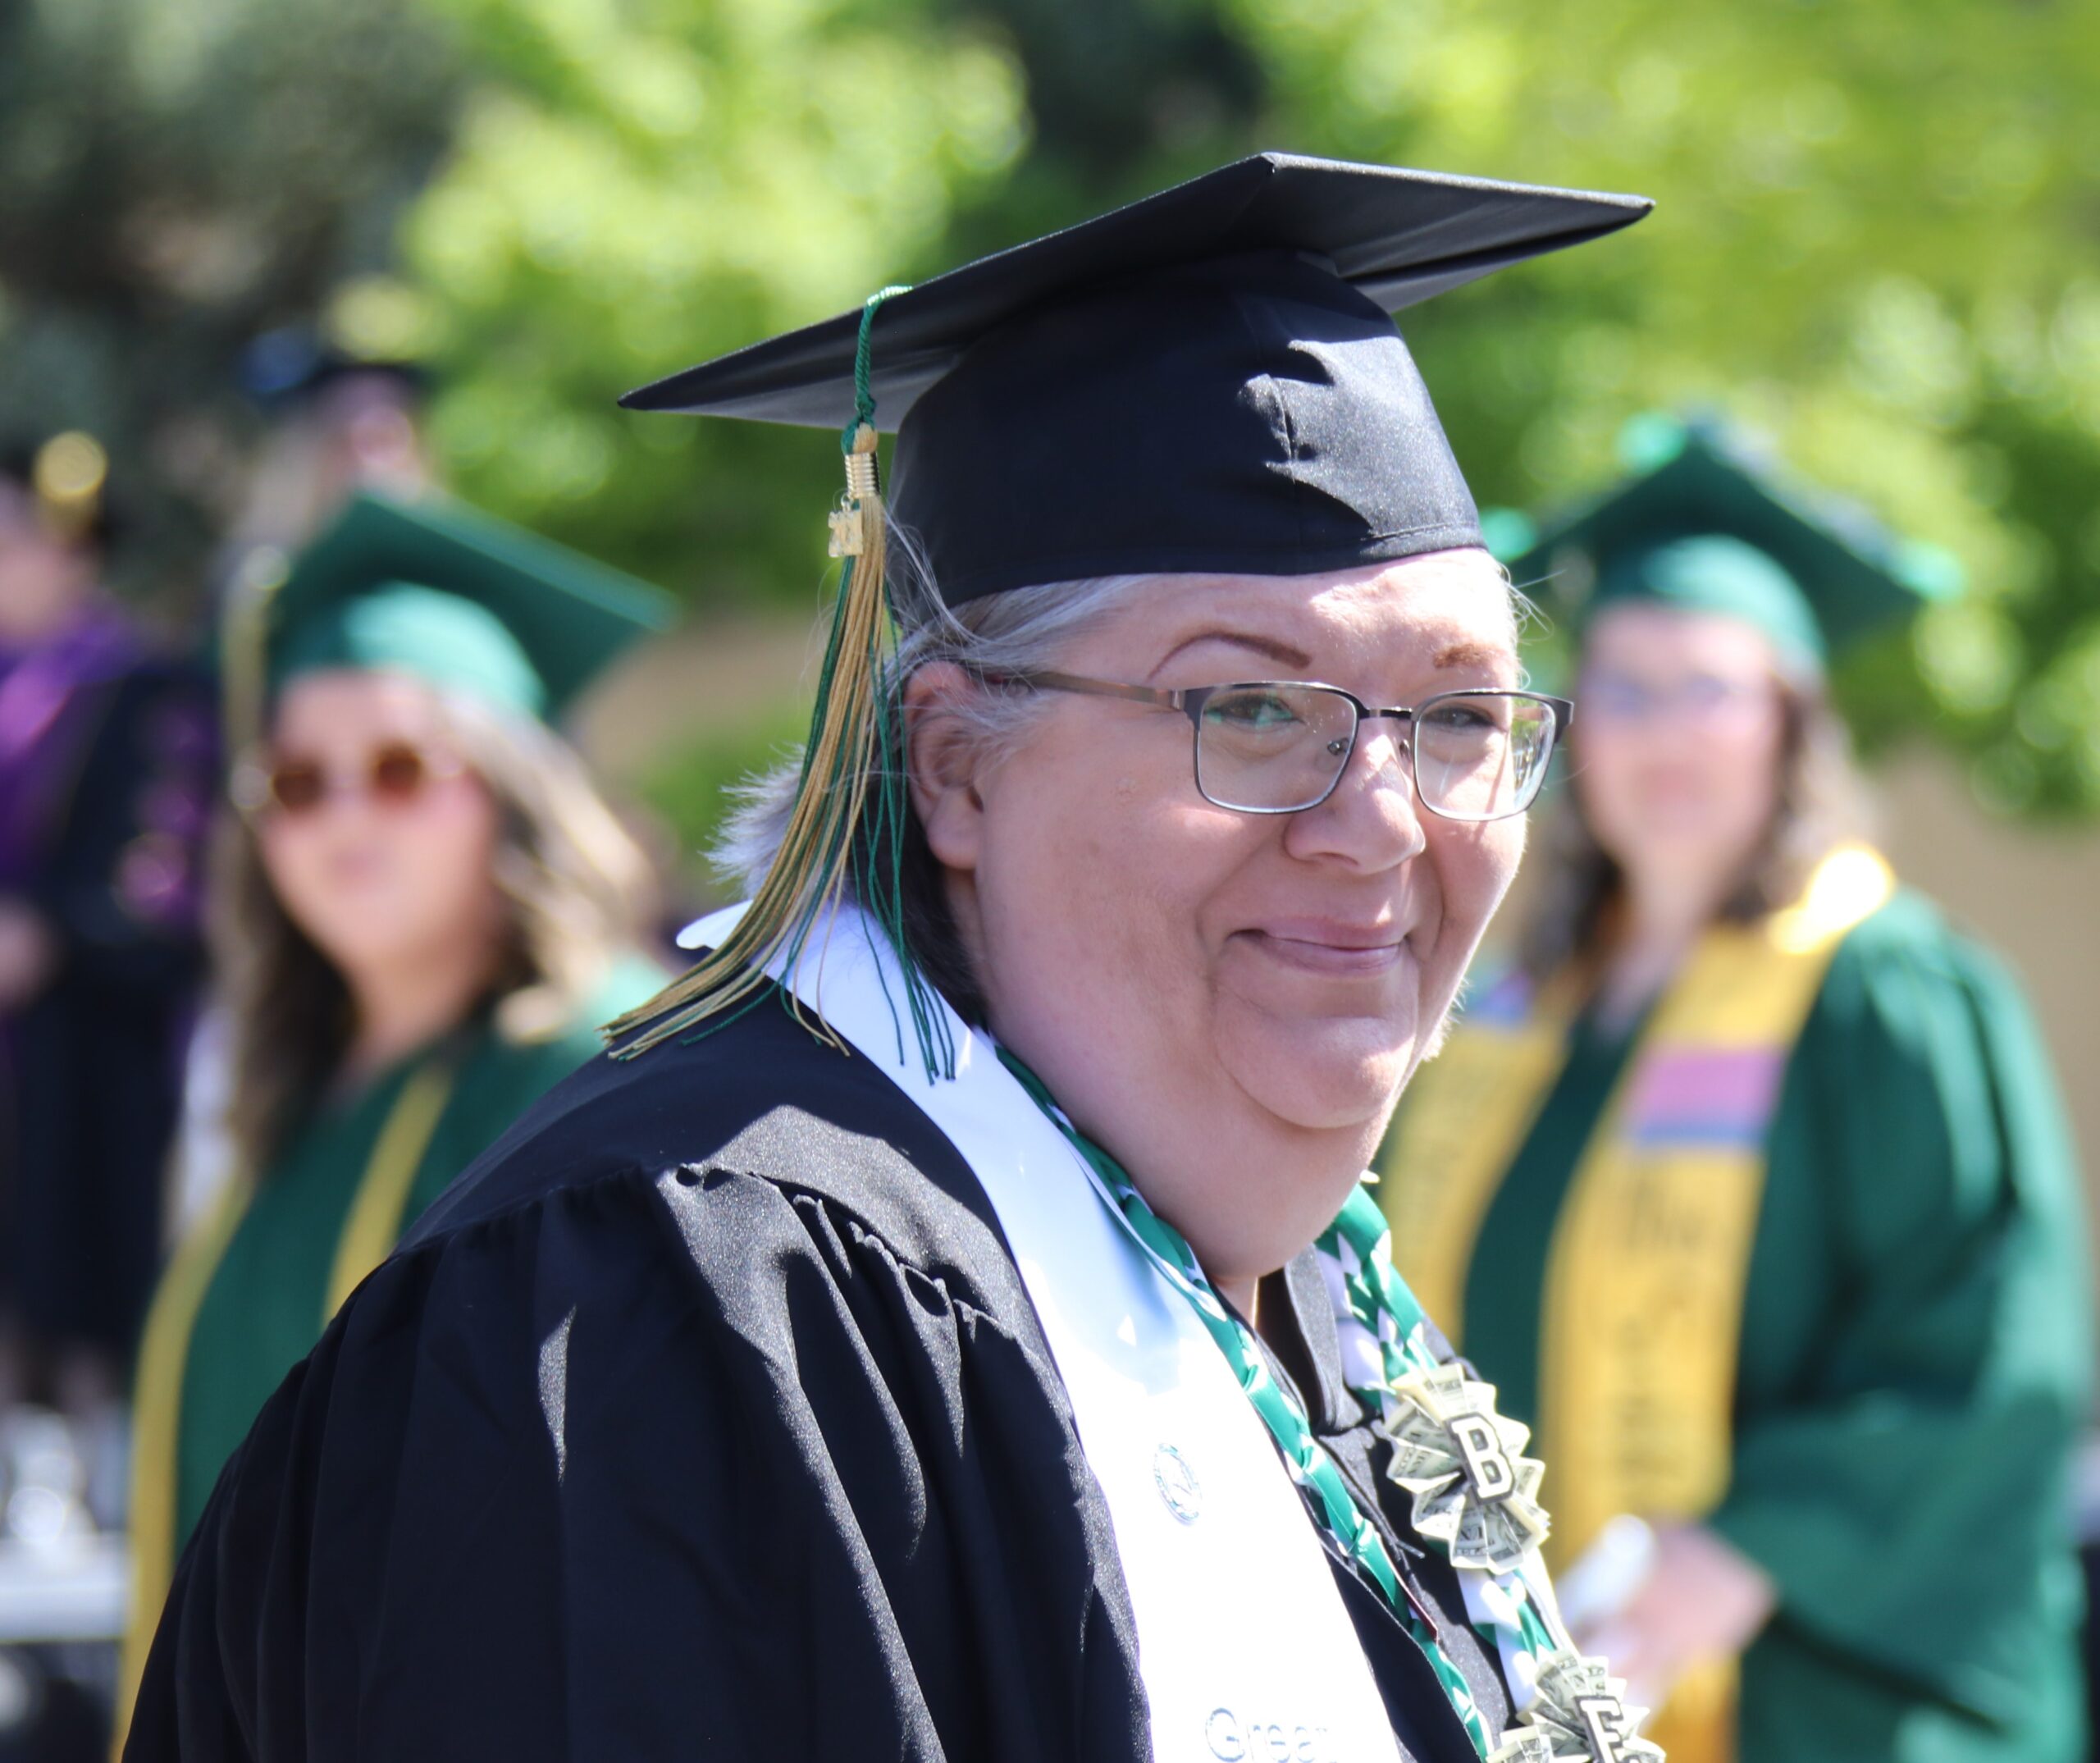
{"left": 1383, "top": 1363, "right": 1549, "bottom": 1573}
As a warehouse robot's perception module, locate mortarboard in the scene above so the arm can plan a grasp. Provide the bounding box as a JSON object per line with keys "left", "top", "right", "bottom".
{"left": 609, "top": 151, "right": 1651, "bottom": 1057}
{"left": 1503, "top": 415, "right": 1962, "bottom": 670}
{"left": 235, "top": 491, "right": 673, "bottom": 740}
{"left": 625, "top": 151, "right": 1651, "bottom": 603}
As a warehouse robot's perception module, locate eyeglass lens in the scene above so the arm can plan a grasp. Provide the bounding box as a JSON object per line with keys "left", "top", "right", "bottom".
{"left": 1192, "top": 685, "right": 1554, "bottom": 820}
{"left": 265, "top": 743, "right": 436, "bottom": 816}
{"left": 1577, "top": 669, "right": 1770, "bottom": 724}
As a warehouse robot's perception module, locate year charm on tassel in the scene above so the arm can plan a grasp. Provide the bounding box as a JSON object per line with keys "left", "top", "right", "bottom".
{"left": 827, "top": 422, "right": 882, "bottom": 558}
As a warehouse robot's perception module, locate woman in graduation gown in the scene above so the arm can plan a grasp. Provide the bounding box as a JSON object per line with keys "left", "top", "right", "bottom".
{"left": 127, "top": 154, "right": 1663, "bottom": 1763}
{"left": 116, "top": 491, "right": 673, "bottom": 1734}
{"left": 1377, "top": 419, "right": 2092, "bottom": 1763}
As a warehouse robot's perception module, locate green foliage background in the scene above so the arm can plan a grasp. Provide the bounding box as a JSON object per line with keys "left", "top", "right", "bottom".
{"left": 3, "top": 0, "right": 2097, "bottom": 833}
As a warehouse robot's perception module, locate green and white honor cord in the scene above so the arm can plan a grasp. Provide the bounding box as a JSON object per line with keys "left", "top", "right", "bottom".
{"left": 1000, "top": 1053, "right": 1496, "bottom": 1757}
{"left": 1314, "top": 1191, "right": 1564, "bottom": 1697}
{"left": 1312, "top": 1199, "right": 1665, "bottom": 1762}
{"left": 1002, "top": 1055, "right": 1664, "bottom": 1761}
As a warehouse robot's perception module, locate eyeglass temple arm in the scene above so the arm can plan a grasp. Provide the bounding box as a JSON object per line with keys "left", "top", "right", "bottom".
{"left": 1000, "top": 669, "right": 1184, "bottom": 710}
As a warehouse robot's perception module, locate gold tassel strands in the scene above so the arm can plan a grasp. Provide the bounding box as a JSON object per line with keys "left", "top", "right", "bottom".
{"left": 607, "top": 285, "right": 956, "bottom": 1074}
{"left": 607, "top": 424, "right": 896, "bottom": 1059}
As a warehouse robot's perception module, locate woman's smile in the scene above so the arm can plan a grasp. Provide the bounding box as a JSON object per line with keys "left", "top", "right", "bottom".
{"left": 1230, "top": 920, "right": 1415, "bottom": 980}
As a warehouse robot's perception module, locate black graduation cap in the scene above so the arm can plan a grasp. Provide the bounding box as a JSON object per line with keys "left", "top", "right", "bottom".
{"left": 240, "top": 326, "right": 430, "bottom": 409}
{"left": 623, "top": 152, "right": 1651, "bottom": 602}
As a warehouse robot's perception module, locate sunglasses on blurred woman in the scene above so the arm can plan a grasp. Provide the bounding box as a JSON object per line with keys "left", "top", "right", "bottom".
{"left": 230, "top": 742, "right": 470, "bottom": 822}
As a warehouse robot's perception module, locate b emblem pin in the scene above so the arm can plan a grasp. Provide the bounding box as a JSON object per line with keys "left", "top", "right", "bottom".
{"left": 1153, "top": 1443, "right": 1202, "bottom": 1523}
{"left": 1447, "top": 1411, "right": 1518, "bottom": 1503}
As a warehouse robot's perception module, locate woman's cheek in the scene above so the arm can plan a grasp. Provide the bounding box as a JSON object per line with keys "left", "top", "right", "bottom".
{"left": 415, "top": 777, "right": 496, "bottom": 868}
{"left": 257, "top": 829, "right": 323, "bottom": 926}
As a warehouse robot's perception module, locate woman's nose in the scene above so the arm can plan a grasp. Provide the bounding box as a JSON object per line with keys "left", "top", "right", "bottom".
{"left": 1282, "top": 723, "right": 1427, "bottom": 870}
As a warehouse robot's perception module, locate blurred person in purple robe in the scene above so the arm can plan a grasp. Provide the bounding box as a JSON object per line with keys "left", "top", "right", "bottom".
{"left": 0, "top": 432, "right": 216, "bottom": 1421}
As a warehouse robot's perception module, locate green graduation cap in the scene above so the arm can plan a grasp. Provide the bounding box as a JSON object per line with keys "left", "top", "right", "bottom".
{"left": 1500, "top": 414, "right": 1962, "bottom": 671}
{"left": 241, "top": 491, "right": 674, "bottom": 735}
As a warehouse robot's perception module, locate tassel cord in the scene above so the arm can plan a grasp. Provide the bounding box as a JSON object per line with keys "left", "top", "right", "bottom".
{"left": 609, "top": 285, "right": 953, "bottom": 1080}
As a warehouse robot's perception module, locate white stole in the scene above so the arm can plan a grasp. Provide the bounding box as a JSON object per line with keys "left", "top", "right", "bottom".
{"left": 680, "top": 906, "right": 1400, "bottom": 1763}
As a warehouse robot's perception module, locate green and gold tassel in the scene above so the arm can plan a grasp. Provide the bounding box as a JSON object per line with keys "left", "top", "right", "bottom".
{"left": 609, "top": 287, "right": 955, "bottom": 1077}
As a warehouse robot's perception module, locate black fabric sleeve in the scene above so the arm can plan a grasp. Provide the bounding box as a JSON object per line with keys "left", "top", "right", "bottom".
{"left": 128, "top": 1159, "right": 1147, "bottom": 1763}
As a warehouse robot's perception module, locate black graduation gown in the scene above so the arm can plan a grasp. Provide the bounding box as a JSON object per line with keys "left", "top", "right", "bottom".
{"left": 128, "top": 998, "right": 1513, "bottom": 1762}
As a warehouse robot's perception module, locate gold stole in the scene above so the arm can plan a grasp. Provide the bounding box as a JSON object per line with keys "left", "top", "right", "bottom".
{"left": 114, "top": 1056, "right": 458, "bottom": 1752}
{"left": 1378, "top": 847, "right": 1894, "bottom": 1763}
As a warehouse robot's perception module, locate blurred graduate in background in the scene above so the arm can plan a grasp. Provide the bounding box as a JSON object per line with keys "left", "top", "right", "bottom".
{"left": 1377, "top": 418, "right": 2092, "bottom": 1763}
{"left": 226, "top": 331, "right": 432, "bottom": 562}
{"left": 116, "top": 490, "right": 673, "bottom": 1737}
{"left": 165, "top": 336, "right": 445, "bottom": 1231}
{"left": 0, "top": 432, "right": 216, "bottom": 1430}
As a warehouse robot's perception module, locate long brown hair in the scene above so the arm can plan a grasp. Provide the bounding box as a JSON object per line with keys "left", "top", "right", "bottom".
{"left": 1520, "top": 672, "right": 1874, "bottom": 982}
{"left": 212, "top": 687, "right": 658, "bottom": 1174}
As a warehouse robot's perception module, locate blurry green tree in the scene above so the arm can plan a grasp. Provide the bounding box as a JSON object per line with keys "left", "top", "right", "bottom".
{"left": 373, "top": 0, "right": 1025, "bottom": 599}
{"left": 0, "top": 0, "right": 1023, "bottom": 614}
{"left": 0, "top": 0, "right": 461, "bottom": 604}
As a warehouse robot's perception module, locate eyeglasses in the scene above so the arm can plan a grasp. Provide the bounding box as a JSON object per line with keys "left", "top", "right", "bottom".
{"left": 1576, "top": 668, "right": 1777, "bottom": 726}
{"left": 990, "top": 670, "right": 1571, "bottom": 821}
{"left": 230, "top": 741, "right": 468, "bottom": 821}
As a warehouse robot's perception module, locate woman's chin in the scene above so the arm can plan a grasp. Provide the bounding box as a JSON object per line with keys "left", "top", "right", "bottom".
{"left": 1216, "top": 1007, "right": 1416, "bottom": 1133}
{"left": 306, "top": 920, "right": 459, "bottom": 980}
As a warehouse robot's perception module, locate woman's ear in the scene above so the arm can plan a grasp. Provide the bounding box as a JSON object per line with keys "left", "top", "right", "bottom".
{"left": 904, "top": 662, "right": 987, "bottom": 875}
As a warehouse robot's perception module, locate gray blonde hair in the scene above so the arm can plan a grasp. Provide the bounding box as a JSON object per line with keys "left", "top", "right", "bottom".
{"left": 215, "top": 687, "right": 660, "bottom": 1172}
{"left": 717, "top": 530, "right": 1522, "bottom": 1021}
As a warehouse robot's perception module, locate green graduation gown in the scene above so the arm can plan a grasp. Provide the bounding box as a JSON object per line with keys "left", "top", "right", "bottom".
{"left": 1404, "top": 892, "right": 2091, "bottom": 1763}
{"left": 169, "top": 960, "right": 662, "bottom": 1547}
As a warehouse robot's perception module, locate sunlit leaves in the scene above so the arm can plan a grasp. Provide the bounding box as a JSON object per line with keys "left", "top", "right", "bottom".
{"left": 393, "top": 0, "right": 1025, "bottom": 593}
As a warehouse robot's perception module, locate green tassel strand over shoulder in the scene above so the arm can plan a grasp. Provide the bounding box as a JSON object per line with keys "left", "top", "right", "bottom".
{"left": 608, "top": 287, "right": 954, "bottom": 1079}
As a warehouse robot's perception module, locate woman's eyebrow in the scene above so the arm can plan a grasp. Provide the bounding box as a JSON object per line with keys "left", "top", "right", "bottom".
{"left": 1148, "top": 629, "right": 1316, "bottom": 678}
{"left": 1432, "top": 639, "right": 1513, "bottom": 671}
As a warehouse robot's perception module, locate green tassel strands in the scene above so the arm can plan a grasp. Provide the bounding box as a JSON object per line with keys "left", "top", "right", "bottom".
{"left": 609, "top": 289, "right": 954, "bottom": 1078}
